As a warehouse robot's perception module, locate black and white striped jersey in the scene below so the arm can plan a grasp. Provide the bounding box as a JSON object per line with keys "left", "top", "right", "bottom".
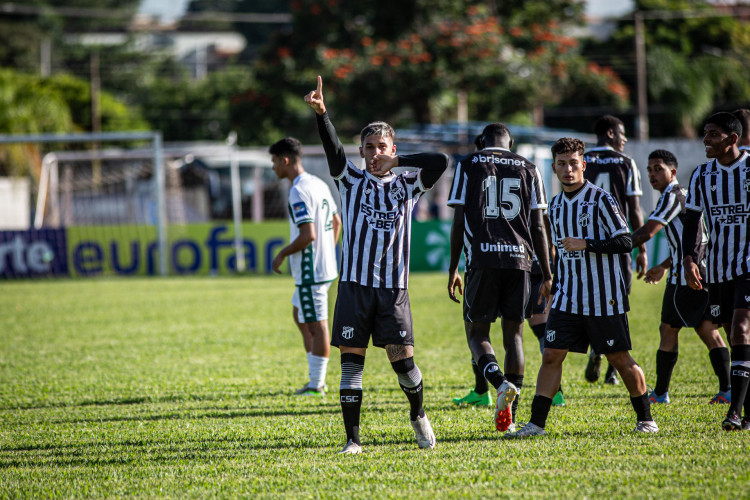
{"left": 334, "top": 161, "right": 426, "bottom": 288}
{"left": 583, "top": 146, "right": 642, "bottom": 221}
{"left": 648, "top": 180, "right": 707, "bottom": 286}
{"left": 548, "top": 181, "right": 630, "bottom": 316}
{"left": 447, "top": 148, "right": 547, "bottom": 271}
{"left": 684, "top": 152, "right": 750, "bottom": 283}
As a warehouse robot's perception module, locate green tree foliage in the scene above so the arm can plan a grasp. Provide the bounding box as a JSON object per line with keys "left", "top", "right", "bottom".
{"left": 138, "top": 67, "right": 257, "bottom": 142}
{"left": 585, "top": 0, "right": 750, "bottom": 137}
{"left": 0, "top": 69, "right": 147, "bottom": 176}
{"left": 242, "top": 0, "right": 629, "bottom": 143}
{"left": 0, "top": 69, "right": 71, "bottom": 177}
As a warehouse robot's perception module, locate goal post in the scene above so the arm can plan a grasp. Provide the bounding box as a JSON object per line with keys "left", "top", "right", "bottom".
{"left": 0, "top": 131, "right": 169, "bottom": 276}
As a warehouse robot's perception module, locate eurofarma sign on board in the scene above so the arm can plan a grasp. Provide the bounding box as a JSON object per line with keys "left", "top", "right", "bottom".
{"left": 0, "top": 221, "right": 669, "bottom": 278}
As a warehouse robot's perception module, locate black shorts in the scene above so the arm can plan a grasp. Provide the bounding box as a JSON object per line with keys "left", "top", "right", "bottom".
{"left": 661, "top": 283, "right": 710, "bottom": 328}
{"left": 464, "top": 268, "right": 529, "bottom": 323}
{"left": 525, "top": 273, "right": 547, "bottom": 319}
{"left": 545, "top": 309, "right": 631, "bottom": 355}
{"left": 707, "top": 274, "right": 750, "bottom": 325}
{"left": 331, "top": 281, "right": 414, "bottom": 348}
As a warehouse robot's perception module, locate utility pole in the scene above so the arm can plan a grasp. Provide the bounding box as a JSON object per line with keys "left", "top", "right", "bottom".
{"left": 91, "top": 51, "right": 102, "bottom": 189}
{"left": 634, "top": 11, "right": 649, "bottom": 140}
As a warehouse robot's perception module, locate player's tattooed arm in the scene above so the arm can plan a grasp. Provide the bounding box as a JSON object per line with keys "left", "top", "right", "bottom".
{"left": 386, "top": 344, "right": 413, "bottom": 362}
{"left": 631, "top": 219, "right": 664, "bottom": 249}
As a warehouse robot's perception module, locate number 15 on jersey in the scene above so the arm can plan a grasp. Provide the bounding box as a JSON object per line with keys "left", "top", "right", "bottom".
{"left": 482, "top": 176, "right": 521, "bottom": 220}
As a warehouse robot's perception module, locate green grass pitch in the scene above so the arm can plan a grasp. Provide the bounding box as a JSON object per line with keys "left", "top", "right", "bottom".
{"left": 1, "top": 273, "right": 749, "bottom": 498}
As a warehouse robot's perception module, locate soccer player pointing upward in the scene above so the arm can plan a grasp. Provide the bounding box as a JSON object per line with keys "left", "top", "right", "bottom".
{"left": 305, "top": 76, "right": 449, "bottom": 453}
{"left": 507, "top": 138, "right": 657, "bottom": 438}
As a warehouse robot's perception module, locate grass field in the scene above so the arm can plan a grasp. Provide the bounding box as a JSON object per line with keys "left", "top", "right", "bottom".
{"left": 1, "top": 273, "right": 749, "bottom": 498}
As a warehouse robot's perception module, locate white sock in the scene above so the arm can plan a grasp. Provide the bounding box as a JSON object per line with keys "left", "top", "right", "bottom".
{"left": 309, "top": 354, "right": 329, "bottom": 389}
{"left": 306, "top": 351, "right": 313, "bottom": 385}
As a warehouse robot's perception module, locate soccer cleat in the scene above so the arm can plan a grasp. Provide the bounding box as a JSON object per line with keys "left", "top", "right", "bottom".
{"left": 634, "top": 420, "right": 659, "bottom": 433}
{"left": 708, "top": 389, "right": 731, "bottom": 404}
{"left": 504, "top": 422, "right": 545, "bottom": 438}
{"left": 411, "top": 414, "right": 436, "bottom": 449}
{"left": 295, "top": 383, "right": 328, "bottom": 396}
{"left": 648, "top": 391, "right": 670, "bottom": 404}
{"left": 604, "top": 365, "right": 619, "bottom": 385}
{"left": 585, "top": 351, "right": 602, "bottom": 382}
{"left": 339, "top": 439, "right": 362, "bottom": 454}
{"left": 552, "top": 389, "right": 566, "bottom": 407}
{"left": 452, "top": 390, "right": 491, "bottom": 406}
{"left": 742, "top": 417, "right": 750, "bottom": 431}
{"left": 722, "top": 412, "right": 742, "bottom": 431}
{"left": 494, "top": 381, "right": 518, "bottom": 432}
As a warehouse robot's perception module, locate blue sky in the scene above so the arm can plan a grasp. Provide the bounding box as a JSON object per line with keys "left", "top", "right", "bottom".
{"left": 138, "top": 0, "right": 634, "bottom": 23}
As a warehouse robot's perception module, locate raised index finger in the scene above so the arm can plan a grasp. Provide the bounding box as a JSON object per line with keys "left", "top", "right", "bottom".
{"left": 317, "top": 75, "right": 323, "bottom": 94}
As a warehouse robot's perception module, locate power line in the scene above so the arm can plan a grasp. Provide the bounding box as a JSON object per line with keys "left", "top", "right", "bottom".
{"left": 0, "top": 2, "right": 291, "bottom": 23}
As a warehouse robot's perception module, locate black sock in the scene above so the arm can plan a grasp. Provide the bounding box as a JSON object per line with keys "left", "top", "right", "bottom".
{"left": 730, "top": 345, "right": 750, "bottom": 416}
{"left": 477, "top": 353, "right": 506, "bottom": 390}
{"left": 630, "top": 392, "right": 653, "bottom": 422}
{"left": 531, "top": 323, "right": 546, "bottom": 356}
{"left": 506, "top": 374, "right": 524, "bottom": 424}
{"left": 392, "top": 357, "right": 425, "bottom": 421}
{"left": 529, "top": 395, "right": 553, "bottom": 429}
{"left": 708, "top": 347, "right": 731, "bottom": 392}
{"left": 654, "top": 350, "right": 678, "bottom": 395}
{"left": 471, "top": 357, "right": 488, "bottom": 394}
{"left": 340, "top": 353, "right": 365, "bottom": 444}
{"left": 605, "top": 363, "right": 618, "bottom": 378}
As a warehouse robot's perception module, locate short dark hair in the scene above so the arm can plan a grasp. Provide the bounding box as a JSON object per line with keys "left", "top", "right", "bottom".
{"left": 481, "top": 123, "right": 511, "bottom": 145}
{"left": 473, "top": 134, "right": 484, "bottom": 150}
{"left": 705, "top": 112, "right": 742, "bottom": 137}
{"left": 594, "top": 115, "right": 624, "bottom": 137}
{"left": 551, "top": 137, "right": 585, "bottom": 160}
{"left": 269, "top": 136, "right": 302, "bottom": 159}
{"left": 360, "top": 121, "right": 395, "bottom": 146}
{"left": 648, "top": 149, "right": 678, "bottom": 169}
{"left": 733, "top": 108, "right": 750, "bottom": 135}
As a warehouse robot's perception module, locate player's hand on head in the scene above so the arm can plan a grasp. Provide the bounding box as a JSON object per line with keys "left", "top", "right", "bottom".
{"left": 304, "top": 75, "right": 326, "bottom": 115}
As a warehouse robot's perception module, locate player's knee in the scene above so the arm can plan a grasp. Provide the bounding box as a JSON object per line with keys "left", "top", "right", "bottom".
{"left": 391, "top": 357, "right": 422, "bottom": 388}
{"left": 391, "top": 356, "right": 415, "bottom": 374}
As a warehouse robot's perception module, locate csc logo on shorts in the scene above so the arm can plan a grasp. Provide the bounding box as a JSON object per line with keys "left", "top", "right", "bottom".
{"left": 710, "top": 305, "right": 721, "bottom": 317}
{"left": 342, "top": 326, "right": 354, "bottom": 339}
{"left": 546, "top": 330, "right": 555, "bottom": 343}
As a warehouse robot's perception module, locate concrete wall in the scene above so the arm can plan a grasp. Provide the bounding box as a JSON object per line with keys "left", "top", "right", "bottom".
{"left": 0, "top": 178, "right": 30, "bottom": 230}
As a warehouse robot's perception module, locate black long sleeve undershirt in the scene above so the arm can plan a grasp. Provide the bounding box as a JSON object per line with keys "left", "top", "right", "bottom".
{"left": 681, "top": 209, "right": 702, "bottom": 262}
{"left": 398, "top": 153, "right": 449, "bottom": 189}
{"left": 316, "top": 112, "right": 347, "bottom": 177}
{"left": 585, "top": 233, "right": 632, "bottom": 254}
{"left": 316, "top": 112, "right": 448, "bottom": 185}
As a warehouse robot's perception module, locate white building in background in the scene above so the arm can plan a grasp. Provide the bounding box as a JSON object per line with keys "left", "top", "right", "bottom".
{"left": 66, "top": 16, "right": 246, "bottom": 79}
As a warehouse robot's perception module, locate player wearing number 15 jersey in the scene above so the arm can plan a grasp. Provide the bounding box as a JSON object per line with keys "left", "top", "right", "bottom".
{"left": 447, "top": 122, "right": 552, "bottom": 433}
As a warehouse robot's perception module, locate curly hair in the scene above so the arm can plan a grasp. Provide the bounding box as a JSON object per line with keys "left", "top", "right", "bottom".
{"left": 648, "top": 149, "right": 678, "bottom": 169}
{"left": 551, "top": 137, "right": 585, "bottom": 159}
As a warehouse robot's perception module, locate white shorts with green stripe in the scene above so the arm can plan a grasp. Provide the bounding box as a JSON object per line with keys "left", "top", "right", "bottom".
{"left": 292, "top": 282, "right": 333, "bottom": 323}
